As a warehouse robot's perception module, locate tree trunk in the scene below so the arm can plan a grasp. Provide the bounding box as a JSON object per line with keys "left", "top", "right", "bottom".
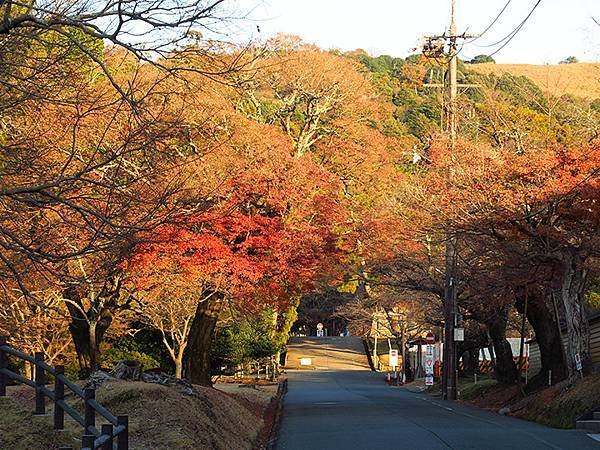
{"left": 64, "top": 292, "right": 113, "bottom": 376}
{"left": 461, "top": 347, "right": 479, "bottom": 377}
{"left": 559, "top": 251, "right": 591, "bottom": 375}
{"left": 515, "top": 290, "right": 567, "bottom": 385}
{"left": 486, "top": 309, "right": 519, "bottom": 384}
{"left": 184, "top": 295, "right": 223, "bottom": 386}
{"left": 175, "top": 357, "right": 183, "bottom": 379}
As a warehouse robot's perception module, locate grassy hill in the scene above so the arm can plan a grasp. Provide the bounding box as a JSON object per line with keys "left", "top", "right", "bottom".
{"left": 469, "top": 63, "right": 600, "bottom": 99}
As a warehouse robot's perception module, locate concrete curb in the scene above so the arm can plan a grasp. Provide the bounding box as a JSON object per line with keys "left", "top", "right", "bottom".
{"left": 264, "top": 378, "right": 288, "bottom": 450}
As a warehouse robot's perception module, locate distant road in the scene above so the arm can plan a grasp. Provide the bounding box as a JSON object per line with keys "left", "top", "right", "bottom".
{"left": 277, "top": 338, "right": 599, "bottom": 449}
{"left": 284, "top": 336, "right": 369, "bottom": 370}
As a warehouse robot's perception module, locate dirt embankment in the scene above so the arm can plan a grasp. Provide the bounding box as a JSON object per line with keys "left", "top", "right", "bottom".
{"left": 0, "top": 380, "right": 279, "bottom": 450}
{"left": 461, "top": 374, "right": 600, "bottom": 429}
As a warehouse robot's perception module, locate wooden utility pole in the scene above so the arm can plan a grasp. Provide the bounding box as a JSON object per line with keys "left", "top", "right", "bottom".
{"left": 421, "top": 0, "right": 477, "bottom": 401}
{"left": 448, "top": 0, "right": 458, "bottom": 151}
{"left": 444, "top": 0, "right": 459, "bottom": 403}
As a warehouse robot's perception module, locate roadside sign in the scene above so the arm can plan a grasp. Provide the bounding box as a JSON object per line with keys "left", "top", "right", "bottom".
{"left": 316, "top": 323, "right": 324, "bottom": 330}
{"left": 454, "top": 328, "right": 464, "bottom": 341}
{"left": 316, "top": 329, "right": 324, "bottom": 337}
{"left": 425, "top": 375, "right": 434, "bottom": 386}
{"left": 575, "top": 353, "right": 582, "bottom": 371}
{"left": 425, "top": 359, "right": 434, "bottom": 374}
{"left": 426, "top": 332, "right": 435, "bottom": 344}
{"left": 389, "top": 349, "right": 399, "bottom": 367}
{"left": 426, "top": 344, "right": 434, "bottom": 357}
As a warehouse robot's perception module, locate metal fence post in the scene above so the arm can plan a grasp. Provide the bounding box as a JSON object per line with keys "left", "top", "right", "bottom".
{"left": 82, "top": 433, "right": 95, "bottom": 450}
{"left": 117, "top": 415, "right": 128, "bottom": 450}
{"left": 34, "top": 352, "right": 46, "bottom": 415}
{"left": 0, "top": 336, "right": 7, "bottom": 397}
{"left": 101, "top": 423, "right": 114, "bottom": 450}
{"left": 84, "top": 387, "right": 96, "bottom": 434}
{"left": 54, "top": 365, "right": 65, "bottom": 430}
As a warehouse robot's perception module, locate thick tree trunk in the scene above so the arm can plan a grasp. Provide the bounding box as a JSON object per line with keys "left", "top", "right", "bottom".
{"left": 515, "top": 290, "right": 567, "bottom": 385}
{"left": 64, "top": 290, "right": 113, "bottom": 376}
{"left": 184, "top": 295, "right": 222, "bottom": 386}
{"left": 559, "top": 251, "right": 591, "bottom": 375}
{"left": 486, "top": 309, "right": 519, "bottom": 384}
{"left": 63, "top": 277, "right": 123, "bottom": 376}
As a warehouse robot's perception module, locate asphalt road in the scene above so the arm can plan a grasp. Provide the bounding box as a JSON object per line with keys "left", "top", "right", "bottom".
{"left": 276, "top": 370, "right": 600, "bottom": 450}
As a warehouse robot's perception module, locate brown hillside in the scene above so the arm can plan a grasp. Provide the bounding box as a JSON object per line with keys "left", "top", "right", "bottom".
{"left": 469, "top": 63, "right": 600, "bottom": 99}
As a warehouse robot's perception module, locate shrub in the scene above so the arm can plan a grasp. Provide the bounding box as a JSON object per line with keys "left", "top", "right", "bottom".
{"left": 102, "top": 348, "right": 161, "bottom": 371}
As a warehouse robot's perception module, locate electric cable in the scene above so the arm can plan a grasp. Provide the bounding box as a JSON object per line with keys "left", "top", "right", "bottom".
{"left": 467, "top": 0, "right": 513, "bottom": 44}
{"left": 475, "top": 0, "right": 543, "bottom": 50}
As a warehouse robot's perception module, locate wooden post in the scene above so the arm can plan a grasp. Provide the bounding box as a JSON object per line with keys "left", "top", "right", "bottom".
{"left": 84, "top": 388, "right": 96, "bottom": 434}
{"left": 101, "top": 423, "right": 114, "bottom": 450}
{"left": 54, "top": 365, "right": 65, "bottom": 430}
{"left": 34, "top": 352, "right": 46, "bottom": 415}
{"left": 0, "top": 336, "right": 7, "bottom": 397}
{"left": 117, "top": 415, "right": 129, "bottom": 450}
{"left": 82, "top": 433, "right": 95, "bottom": 450}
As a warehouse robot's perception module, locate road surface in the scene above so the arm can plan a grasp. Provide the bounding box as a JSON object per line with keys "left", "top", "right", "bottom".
{"left": 284, "top": 337, "right": 369, "bottom": 370}
{"left": 276, "top": 369, "right": 600, "bottom": 450}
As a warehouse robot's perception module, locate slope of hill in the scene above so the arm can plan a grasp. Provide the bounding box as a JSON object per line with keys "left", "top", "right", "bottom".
{"left": 284, "top": 336, "right": 369, "bottom": 370}
{"left": 469, "top": 63, "right": 600, "bottom": 99}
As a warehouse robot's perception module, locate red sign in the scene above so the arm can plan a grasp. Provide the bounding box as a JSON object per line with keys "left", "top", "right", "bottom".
{"left": 426, "top": 332, "right": 435, "bottom": 344}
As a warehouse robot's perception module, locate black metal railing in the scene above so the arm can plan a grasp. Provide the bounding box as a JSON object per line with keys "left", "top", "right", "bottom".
{"left": 0, "top": 336, "right": 128, "bottom": 450}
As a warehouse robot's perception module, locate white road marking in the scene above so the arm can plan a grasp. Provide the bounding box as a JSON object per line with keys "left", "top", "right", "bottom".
{"left": 587, "top": 434, "right": 600, "bottom": 442}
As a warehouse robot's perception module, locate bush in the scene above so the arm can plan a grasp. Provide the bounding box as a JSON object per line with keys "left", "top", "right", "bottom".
{"left": 102, "top": 348, "right": 160, "bottom": 371}
{"left": 106, "top": 330, "right": 173, "bottom": 372}
{"left": 212, "top": 316, "right": 280, "bottom": 372}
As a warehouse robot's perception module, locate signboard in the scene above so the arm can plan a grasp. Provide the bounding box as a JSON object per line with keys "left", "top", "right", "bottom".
{"left": 300, "top": 358, "right": 312, "bottom": 366}
{"left": 575, "top": 353, "right": 582, "bottom": 371}
{"left": 454, "top": 328, "right": 465, "bottom": 342}
{"left": 426, "top": 332, "right": 435, "bottom": 344}
{"left": 425, "top": 375, "right": 434, "bottom": 386}
{"left": 389, "top": 349, "right": 399, "bottom": 367}
{"left": 425, "top": 358, "right": 434, "bottom": 375}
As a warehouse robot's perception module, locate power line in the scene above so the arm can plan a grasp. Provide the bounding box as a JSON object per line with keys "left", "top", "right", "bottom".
{"left": 487, "top": 0, "right": 543, "bottom": 57}
{"left": 475, "top": 0, "right": 543, "bottom": 53}
{"left": 467, "top": 0, "right": 513, "bottom": 45}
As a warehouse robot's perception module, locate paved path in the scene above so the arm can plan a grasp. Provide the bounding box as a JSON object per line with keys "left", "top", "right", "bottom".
{"left": 276, "top": 370, "right": 600, "bottom": 450}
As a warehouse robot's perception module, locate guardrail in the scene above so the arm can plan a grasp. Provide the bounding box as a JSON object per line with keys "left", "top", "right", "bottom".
{"left": 0, "top": 336, "right": 128, "bottom": 450}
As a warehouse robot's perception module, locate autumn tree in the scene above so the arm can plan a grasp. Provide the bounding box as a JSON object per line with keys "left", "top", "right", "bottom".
{"left": 422, "top": 140, "right": 600, "bottom": 380}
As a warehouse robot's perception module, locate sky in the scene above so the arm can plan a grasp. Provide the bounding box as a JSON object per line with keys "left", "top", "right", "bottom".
{"left": 231, "top": 0, "right": 600, "bottom": 64}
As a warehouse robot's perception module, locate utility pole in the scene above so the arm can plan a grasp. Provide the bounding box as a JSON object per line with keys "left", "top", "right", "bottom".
{"left": 421, "top": 0, "right": 476, "bottom": 401}
{"left": 448, "top": 0, "right": 458, "bottom": 152}
{"left": 444, "top": 0, "right": 459, "bottom": 404}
